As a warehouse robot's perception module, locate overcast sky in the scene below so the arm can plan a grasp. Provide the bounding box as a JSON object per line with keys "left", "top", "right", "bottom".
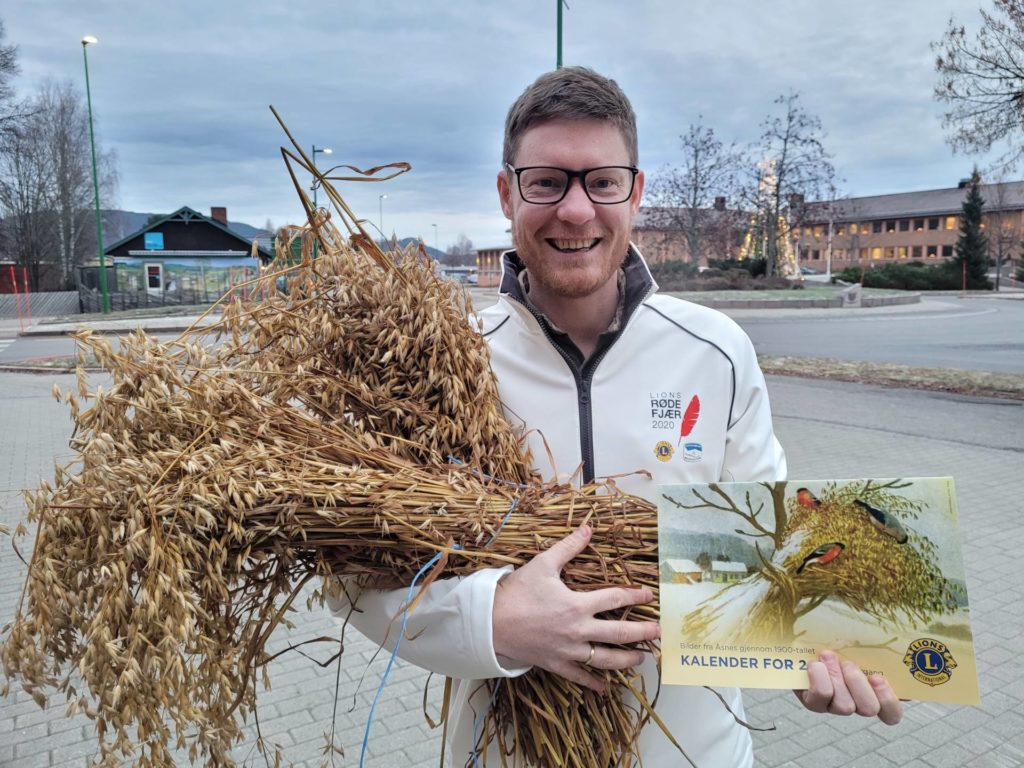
{"left": 2, "top": 1, "right": 1002, "bottom": 250}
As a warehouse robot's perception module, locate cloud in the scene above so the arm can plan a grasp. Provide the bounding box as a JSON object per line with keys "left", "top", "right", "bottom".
{"left": 1, "top": 0, "right": 997, "bottom": 247}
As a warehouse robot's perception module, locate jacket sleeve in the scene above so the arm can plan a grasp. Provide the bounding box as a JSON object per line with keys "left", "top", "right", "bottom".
{"left": 720, "top": 333, "right": 787, "bottom": 483}
{"left": 325, "top": 568, "right": 532, "bottom": 681}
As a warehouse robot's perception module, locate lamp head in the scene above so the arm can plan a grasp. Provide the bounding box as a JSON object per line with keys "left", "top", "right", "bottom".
{"left": 82, "top": 35, "right": 98, "bottom": 46}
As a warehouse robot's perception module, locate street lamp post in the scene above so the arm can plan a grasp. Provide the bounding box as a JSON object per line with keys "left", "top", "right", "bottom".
{"left": 379, "top": 194, "right": 387, "bottom": 240}
{"left": 81, "top": 35, "right": 109, "bottom": 314}
{"left": 311, "top": 145, "right": 332, "bottom": 209}
{"left": 432, "top": 223, "right": 438, "bottom": 254}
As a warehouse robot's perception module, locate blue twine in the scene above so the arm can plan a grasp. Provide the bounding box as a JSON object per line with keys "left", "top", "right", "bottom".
{"left": 359, "top": 545, "right": 456, "bottom": 767}
{"left": 465, "top": 677, "right": 504, "bottom": 768}
{"left": 447, "top": 454, "right": 530, "bottom": 489}
{"left": 360, "top": 456, "right": 526, "bottom": 766}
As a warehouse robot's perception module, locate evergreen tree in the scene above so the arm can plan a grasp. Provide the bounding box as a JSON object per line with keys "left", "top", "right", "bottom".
{"left": 954, "top": 170, "right": 992, "bottom": 290}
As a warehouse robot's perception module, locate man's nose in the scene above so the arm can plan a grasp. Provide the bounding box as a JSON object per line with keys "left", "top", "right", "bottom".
{"left": 556, "top": 177, "right": 596, "bottom": 224}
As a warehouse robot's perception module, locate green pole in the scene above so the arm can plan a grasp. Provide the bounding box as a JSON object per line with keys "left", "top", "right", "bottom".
{"left": 311, "top": 144, "right": 318, "bottom": 210}
{"left": 82, "top": 38, "right": 109, "bottom": 314}
{"left": 556, "top": 0, "right": 563, "bottom": 69}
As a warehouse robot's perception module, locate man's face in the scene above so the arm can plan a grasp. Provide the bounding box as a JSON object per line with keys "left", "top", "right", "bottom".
{"left": 497, "top": 119, "right": 644, "bottom": 301}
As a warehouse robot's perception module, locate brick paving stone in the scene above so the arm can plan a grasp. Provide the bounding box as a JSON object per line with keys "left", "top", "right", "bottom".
{"left": 839, "top": 755, "right": 900, "bottom": 768}
{"left": 923, "top": 740, "right": 976, "bottom": 767}
{"left": 877, "top": 734, "right": 933, "bottom": 763}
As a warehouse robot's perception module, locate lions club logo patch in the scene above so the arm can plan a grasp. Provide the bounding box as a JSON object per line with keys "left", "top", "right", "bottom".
{"left": 903, "top": 638, "right": 957, "bottom": 687}
{"left": 654, "top": 441, "right": 674, "bottom": 462}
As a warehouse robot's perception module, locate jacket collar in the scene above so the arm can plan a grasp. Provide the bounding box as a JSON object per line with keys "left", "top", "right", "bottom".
{"left": 498, "top": 243, "right": 658, "bottom": 327}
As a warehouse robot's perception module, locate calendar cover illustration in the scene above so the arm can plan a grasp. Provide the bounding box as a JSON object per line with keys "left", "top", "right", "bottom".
{"left": 657, "top": 478, "right": 978, "bottom": 704}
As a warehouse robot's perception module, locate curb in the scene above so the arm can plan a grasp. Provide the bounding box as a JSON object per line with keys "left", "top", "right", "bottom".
{"left": 689, "top": 293, "right": 921, "bottom": 310}
{"left": 19, "top": 320, "right": 220, "bottom": 338}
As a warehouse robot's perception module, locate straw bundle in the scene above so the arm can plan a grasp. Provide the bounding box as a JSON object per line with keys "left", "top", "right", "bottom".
{"left": 0, "top": 124, "right": 682, "bottom": 767}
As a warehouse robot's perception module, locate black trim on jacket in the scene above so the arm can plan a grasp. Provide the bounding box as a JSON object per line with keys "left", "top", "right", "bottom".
{"left": 490, "top": 247, "right": 654, "bottom": 482}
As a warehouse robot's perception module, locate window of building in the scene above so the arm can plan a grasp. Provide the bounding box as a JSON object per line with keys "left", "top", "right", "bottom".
{"left": 873, "top": 221, "right": 883, "bottom": 234}
{"left": 859, "top": 247, "right": 869, "bottom": 260}
{"left": 914, "top": 218, "right": 924, "bottom": 231}
{"left": 884, "top": 247, "right": 896, "bottom": 259}
{"left": 897, "top": 246, "right": 908, "bottom": 259}
{"left": 849, "top": 223, "right": 859, "bottom": 235}
{"left": 928, "top": 218, "right": 940, "bottom": 230}
{"left": 804, "top": 226, "right": 813, "bottom": 237}
{"left": 942, "top": 245, "right": 954, "bottom": 258}
{"left": 836, "top": 225, "right": 846, "bottom": 236}
{"left": 927, "top": 245, "right": 938, "bottom": 258}
{"left": 945, "top": 216, "right": 957, "bottom": 230}
{"left": 912, "top": 246, "right": 923, "bottom": 259}
{"left": 885, "top": 220, "right": 896, "bottom": 233}
{"left": 811, "top": 249, "right": 821, "bottom": 260}
{"left": 801, "top": 246, "right": 810, "bottom": 259}
{"left": 899, "top": 220, "right": 910, "bottom": 232}
{"left": 871, "top": 247, "right": 882, "bottom": 260}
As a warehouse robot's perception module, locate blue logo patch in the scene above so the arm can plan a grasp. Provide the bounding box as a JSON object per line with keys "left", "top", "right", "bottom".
{"left": 903, "top": 638, "right": 956, "bottom": 687}
{"left": 682, "top": 442, "right": 703, "bottom": 462}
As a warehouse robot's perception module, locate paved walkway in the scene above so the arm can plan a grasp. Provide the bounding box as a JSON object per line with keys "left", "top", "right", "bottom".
{"left": 1, "top": 328, "right": 1022, "bottom": 766}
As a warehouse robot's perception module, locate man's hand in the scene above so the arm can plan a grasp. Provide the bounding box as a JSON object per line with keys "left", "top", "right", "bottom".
{"left": 491, "top": 525, "right": 659, "bottom": 692}
{"left": 796, "top": 651, "right": 902, "bottom": 725}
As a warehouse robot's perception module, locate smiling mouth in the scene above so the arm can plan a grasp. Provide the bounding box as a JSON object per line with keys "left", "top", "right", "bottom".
{"left": 547, "top": 237, "right": 601, "bottom": 253}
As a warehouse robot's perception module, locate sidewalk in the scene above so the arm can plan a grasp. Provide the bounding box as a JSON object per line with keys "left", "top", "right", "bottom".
{"left": 2, "top": 369, "right": 1022, "bottom": 766}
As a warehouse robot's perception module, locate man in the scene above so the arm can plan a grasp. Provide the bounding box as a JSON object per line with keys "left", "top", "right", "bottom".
{"left": 335, "top": 66, "right": 901, "bottom": 766}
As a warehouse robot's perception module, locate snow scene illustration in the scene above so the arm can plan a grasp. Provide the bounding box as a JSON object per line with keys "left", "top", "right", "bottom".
{"left": 658, "top": 479, "right": 975, "bottom": 669}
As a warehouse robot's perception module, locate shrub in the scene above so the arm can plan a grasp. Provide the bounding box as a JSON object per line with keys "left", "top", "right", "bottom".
{"left": 834, "top": 261, "right": 963, "bottom": 290}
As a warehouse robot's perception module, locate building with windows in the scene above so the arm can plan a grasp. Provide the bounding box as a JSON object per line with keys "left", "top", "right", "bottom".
{"left": 472, "top": 179, "right": 1023, "bottom": 278}
{"left": 793, "top": 180, "right": 1024, "bottom": 273}
{"left": 475, "top": 246, "right": 508, "bottom": 288}
{"left": 104, "top": 206, "right": 272, "bottom": 304}
{"left": 630, "top": 200, "right": 748, "bottom": 266}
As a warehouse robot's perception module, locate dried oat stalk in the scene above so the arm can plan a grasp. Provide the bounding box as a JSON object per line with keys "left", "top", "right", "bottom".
{"left": 0, "top": 115, "right": 683, "bottom": 768}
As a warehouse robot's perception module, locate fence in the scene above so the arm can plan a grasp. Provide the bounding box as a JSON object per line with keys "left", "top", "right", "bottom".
{"left": 77, "top": 284, "right": 272, "bottom": 315}
{"left": 0, "top": 291, "right": 80, "bottom": 319}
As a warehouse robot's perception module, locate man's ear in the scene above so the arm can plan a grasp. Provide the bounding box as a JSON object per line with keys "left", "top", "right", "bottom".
{"left": 497, "top": 169, "right": 513, "bottom": 219}
{"left": 629, "top": 169, "right": 645, "bottom": 215}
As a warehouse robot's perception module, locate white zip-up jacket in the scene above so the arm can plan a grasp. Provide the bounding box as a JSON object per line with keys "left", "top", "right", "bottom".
{"left": 333, "top": 245, "right": 787, "bottom": 767}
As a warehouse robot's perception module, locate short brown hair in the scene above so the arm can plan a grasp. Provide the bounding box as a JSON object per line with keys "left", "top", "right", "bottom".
{"left": 502, "top": 66, "right": 638, "bottom": 167}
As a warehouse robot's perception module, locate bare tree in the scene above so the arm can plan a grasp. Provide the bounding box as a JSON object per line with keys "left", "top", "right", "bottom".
{"left": 0, "top": 79, "right": 118, "bottom": 290}
{"left": 747, "top": 93, "right": 836, "bottom": 276}
{"left": 0, "top": 122, "right": 57, "bottom": 288}
{"left": 0, "top": 19, "right": 29, "bottom": 144}
{"left": 645, "top": 119, "right": 747, "bottom": 264}
{"left": 933, "top": 1, "right": 1024, "bottom": 172}
{"left": 443, "top": 233, "right": 476, "bottom": 266}
{"left": 985, "top": 177, "right": 1021, "bottom": 289}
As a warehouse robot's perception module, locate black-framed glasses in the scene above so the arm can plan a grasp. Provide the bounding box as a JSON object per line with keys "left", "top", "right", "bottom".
{"left": 505, "top": 163, "right": 639, "bottom": 205}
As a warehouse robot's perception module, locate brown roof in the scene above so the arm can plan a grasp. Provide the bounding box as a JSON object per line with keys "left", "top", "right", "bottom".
{"left": 808, "top": 181, "right": 1024, "bottom": 221}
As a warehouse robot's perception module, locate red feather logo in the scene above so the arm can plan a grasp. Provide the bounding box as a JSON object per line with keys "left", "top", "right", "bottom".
{"left": 678, "top": 394, "right": 700, "bottom": 445}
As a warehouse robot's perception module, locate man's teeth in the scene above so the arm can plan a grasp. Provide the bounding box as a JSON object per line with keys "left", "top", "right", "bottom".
{"left": 552, "top": 239, "right": 596, "bottom": 251}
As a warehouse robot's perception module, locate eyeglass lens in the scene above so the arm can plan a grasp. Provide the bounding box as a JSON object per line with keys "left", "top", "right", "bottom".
{"left": 517, "top": 167, "right": 634, "bottom": 204}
